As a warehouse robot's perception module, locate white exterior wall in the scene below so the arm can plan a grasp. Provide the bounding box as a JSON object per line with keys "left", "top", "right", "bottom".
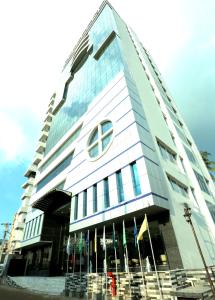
{"left": 112, "top": 10, "right": 215, "bottom": 268}
{"left": 19, "top": 3, "right": 215, "bottom": 270}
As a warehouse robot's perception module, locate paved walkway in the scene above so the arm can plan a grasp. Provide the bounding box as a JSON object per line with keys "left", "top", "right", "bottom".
{"left": 10, "top": 276, "right": 66, "bottom": 295}
{"left": 0, "top": 285, "right": 80, "bottom": 300}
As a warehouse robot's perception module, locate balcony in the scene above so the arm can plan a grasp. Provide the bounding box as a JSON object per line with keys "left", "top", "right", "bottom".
{"left": 17, "top": 206, "right": 28, "bottom": 214}
{"left": 21, "top": 190, "right": 31, "bottom": 200}
{"left": 46, "top": 106, "right": 53, "bottom": 114}
{"left": 32, "top": 153, "right": 43, "bottom": 165}
{"left": 39, "top": 130, "right": 49, "bottom": 143}
{"left": 36, "top": 141, "right": 46, "bottom": 154}
{"left": 44, "top": 112, "right": 53, "bottom": 123}
{"left": 42, "top": 121, "right": 51, "bottom": 132}
{"left": 24, "top": 164, "right": 37, "bottom": 178}
{"left": 21, "top": 177, "right": 34, "bottom": 189}
{"left": 14, "top": 222, "right": 24, "bottom": 230}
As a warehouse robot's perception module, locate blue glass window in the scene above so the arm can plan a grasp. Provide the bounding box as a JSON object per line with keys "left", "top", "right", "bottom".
{"left": 45, "top": 5, "right": 123, "bottom": 154}
{"left": 116, "top": 170, "right": 124, "bottom": 202}
{"left": 93, "top": 184, "right": 97, "bottom": 213}
{"left": 83, "top": 190, "right": 87, "bottom": 217}
{"left": 104, "top": 178, "right": 110, "bottom": 208}
{"left": 36, "top": 153, "right": 73, "bottom": 191}
{"left": 74, "top": 195, "right": 78, "bottom": 220}
{"left": 36, "top": 215, "right": 42, "bottom": 235}
{"left": 168, "top": 176, "right": 188, "bottom": 197}
{"left": 130, "top": 162, "right": 142, "bottom": 196}
{"left": 101, "top": 121, "right": 112, "bottom": 134}
{"left": 102, "top": 134, "right": 112, "bottom": 151}
{"left": 194, "top": 170, "right": 210, "bottom": 194}
{"left": 88, "top": 120, "right": 113, "bottom": 159}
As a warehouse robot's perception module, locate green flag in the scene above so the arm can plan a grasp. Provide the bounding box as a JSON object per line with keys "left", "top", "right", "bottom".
{"left": 122, "top": 220, "right": 127, "bottom": 248}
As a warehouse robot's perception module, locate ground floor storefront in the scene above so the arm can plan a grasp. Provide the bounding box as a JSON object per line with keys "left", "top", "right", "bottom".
{"left": 20, "top": 211, "right": 183, "bottom": 277}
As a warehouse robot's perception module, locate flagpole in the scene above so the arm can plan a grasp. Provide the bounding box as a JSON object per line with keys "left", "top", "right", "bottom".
{"left": 73, "top": 233, "right": 76, "bottom": 274}
{"left": 147, "top": 216, "right": 163, "bottom": 300}
{"left": 134, "top": 217, "right": 148, "bottom": 298}
{"left": 66, "top": 235, "right": 70, "bottom": 273}
{"left": 80, "top": 232, "right": 82, "bottom": 279}
{"left": 87, "top": 230, "right": 90, "bottom": 300}
{"left": 87, "top": 230, "right": 90, "bottom": 274}
{"left": 103, "top": 225, "right": 108, "bottom": 295}
{"left": 95, "top": 228, "right": 97, "bottom": 274}
{"left": 123, "top": 220, "right": 132, "bottom": 298}
{"left": 113, "top": 223, "right": 119, "bottom": 294}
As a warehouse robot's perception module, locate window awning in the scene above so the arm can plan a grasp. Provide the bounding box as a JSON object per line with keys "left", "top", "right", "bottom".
{"left": 32, "top": 188, "right": 72, "bottom": 213}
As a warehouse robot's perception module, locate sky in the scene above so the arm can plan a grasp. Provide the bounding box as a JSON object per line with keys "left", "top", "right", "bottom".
{"left": 0, "top": 0, "right": 214, "bottom": 231}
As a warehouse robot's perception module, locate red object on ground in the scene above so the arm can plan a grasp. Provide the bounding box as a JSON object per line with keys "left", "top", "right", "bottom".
{"left": 107, "top": 272, "right": 116, "bottom": 296}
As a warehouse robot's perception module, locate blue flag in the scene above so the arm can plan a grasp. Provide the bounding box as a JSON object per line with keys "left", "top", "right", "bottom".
{"left": 134, "top": 221, "right": 137, "bottom": 247}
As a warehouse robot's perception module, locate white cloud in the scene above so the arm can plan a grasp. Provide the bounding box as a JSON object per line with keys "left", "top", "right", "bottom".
{"left": 0, "top": 112, "right": 30, "bottom": 164}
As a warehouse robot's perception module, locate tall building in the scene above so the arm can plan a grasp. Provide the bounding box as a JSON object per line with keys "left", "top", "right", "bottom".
{"left": 17, "top": 0, "right": 215, "bottom": 277}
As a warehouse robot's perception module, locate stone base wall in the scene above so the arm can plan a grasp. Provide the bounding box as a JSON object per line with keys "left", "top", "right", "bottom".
{"left": 65, "top": 268, "right": 215, "bottom": 299}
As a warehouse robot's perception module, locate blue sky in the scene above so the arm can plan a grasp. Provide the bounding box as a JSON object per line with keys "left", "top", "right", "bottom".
{"left": 0, "top": 0, "right": 214, "bottom": 230}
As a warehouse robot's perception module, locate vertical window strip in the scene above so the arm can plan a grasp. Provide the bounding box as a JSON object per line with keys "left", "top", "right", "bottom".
{"left": 83, "top": 190, "right": 87, "bottom": 217}
{"left": 33, "top": 217, "right": 38, "bottom": 237}
{"left": 23, "top": 223, "right": 28, "bottom": 240}
{"left": 194, "top": 170, "right": 210, "bottom": 194}
{"left": 28, "top": 221, "right": 33, "bottom": 239}
{"left": 116, "top": 170, "right": 124, "bottom": 202}
{"left": 130, "top": 162, "right": 142, "bottom": 196}
{"left": 37, "top": 215, "right": 42, "bottom": 236}
{"left": 104, "top": 178, "right": 110, "bottom": 208}
{"left": 93, "top": 184, "right": 97, "bottom": 213}
{"left": 74, "top": 195, "right": 78, "bottom": 220}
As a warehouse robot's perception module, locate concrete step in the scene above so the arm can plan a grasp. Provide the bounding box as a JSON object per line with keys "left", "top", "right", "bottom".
{"left": 9, "top": 276, "right": 66, "bottom": 295}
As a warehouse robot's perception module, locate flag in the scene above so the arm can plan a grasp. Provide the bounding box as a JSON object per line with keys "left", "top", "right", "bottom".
{"left": 66, "top": 235, "right": 73, "bottom": 255}
{"left": 85, "top": 231, "right": 89, "bottom": 254}
{"left": 112, "top": 223, "right": 118, "bottom": 249}
{"left": 94, "top": 228, "right": 97, "bottom": 253}
{"left": 122, "top": 220, "right": 127, "bottom": 248}
{"left": 133, "top": 220, "right": 137, "bottom": 247}
{"left": 103, "top": 226, "right": 106, "bottom": 251}
{"left": 79, "top": 232, "right": 83, "bottom": 253}
{"left": 137, "top": 214, "right": 148, "bottom": 241}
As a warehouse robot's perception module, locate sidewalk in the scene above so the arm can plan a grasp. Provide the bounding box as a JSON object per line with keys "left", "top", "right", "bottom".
{"left": 0, "top": 285, "right": 80, "bottom": 300}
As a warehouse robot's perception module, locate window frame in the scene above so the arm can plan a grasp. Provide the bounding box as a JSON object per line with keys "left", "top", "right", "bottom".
{"left": 87, "top": 120, "right": 114, "bottom": 161}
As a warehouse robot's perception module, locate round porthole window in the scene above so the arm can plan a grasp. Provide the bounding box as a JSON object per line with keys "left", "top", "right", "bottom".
{"left": 88, "top": 120, "right": 114, "bottom": 159}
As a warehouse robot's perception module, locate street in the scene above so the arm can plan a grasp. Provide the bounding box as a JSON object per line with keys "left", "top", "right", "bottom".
{"left": 0, "top": 285, "right": 73, "bottom": 300}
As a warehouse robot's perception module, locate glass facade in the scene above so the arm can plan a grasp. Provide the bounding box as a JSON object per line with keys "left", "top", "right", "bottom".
{"left": 36, "top": 153, "right": 73, "bottom": 192}
{"left": 45, "top": 6, "right": 123, "bottom": 154}
{"left": 42, "top": 126, "right": 81, "bottom": 169}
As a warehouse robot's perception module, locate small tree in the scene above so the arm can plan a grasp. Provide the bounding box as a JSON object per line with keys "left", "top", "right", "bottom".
{"left": 200, "top": 151, "right": 215, "bottom": 182}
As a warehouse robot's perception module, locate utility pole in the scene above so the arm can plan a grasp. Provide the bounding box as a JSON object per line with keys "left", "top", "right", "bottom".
{"left": 0, "top": 223, "right": 11, "bottom": 263}
{"left": 183, "top": 206, "right": 215, "bottom": 297}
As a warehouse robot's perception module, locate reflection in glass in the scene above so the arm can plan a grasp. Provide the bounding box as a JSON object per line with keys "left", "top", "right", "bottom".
{"left": 89, "top": 144, "right": 99, "bottom": 158}
{"left": 89, "top": 128, "right": 98, "bottom": 145}
{"left": 101, "top": 121, "right": 112, "bottom": 134}
{"left": 102, "top": 134, "right": 112, "bottom": 151}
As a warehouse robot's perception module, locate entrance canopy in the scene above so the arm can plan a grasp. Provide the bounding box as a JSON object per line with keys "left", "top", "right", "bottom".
{"left": 32, "top": 188, "right": 72, "bottom": 213}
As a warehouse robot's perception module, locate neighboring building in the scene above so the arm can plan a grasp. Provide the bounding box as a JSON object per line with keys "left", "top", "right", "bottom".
{"left": 17, "top": 0, "right": 215, "bottom": 277}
